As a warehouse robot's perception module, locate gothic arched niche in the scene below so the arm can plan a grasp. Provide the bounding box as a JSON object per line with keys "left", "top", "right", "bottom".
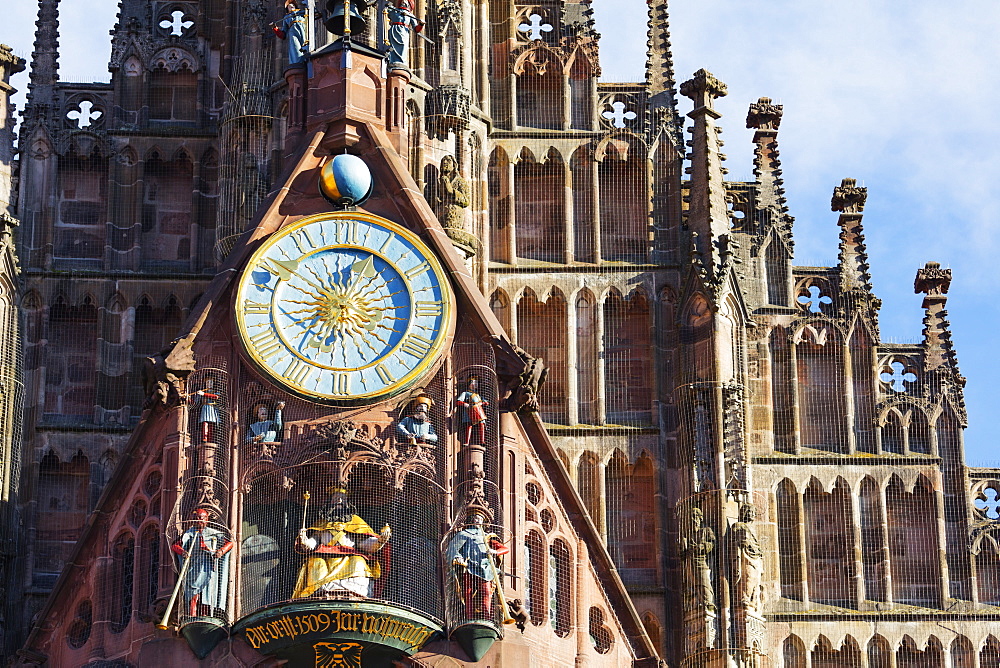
{"left": 794, "top": 323, "right": 848, "bottom": 452}
{"left": 513, "top": 149, "right": 566, "bottom": 263}
{"left": 516, "top": 288, "right": 568, "bottom": 423}
{"left": 514, "top": 47, "right": 563, "bottom": 130}
{"left": 597, "top": 135, "right": 648, "bottom": 263}
{"left": 54, "top": 150, "right": 108, "bottom": 262}
{"left": 604, "top": 288, "right": 652, "bottom": 424}
{"left": 141, "top": 152, "right": 194, "bottom": 267}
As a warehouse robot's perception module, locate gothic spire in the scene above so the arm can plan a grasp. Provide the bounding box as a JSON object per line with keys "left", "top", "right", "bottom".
{"left": 27, "top": 0, "right": 59, "bottom": 106}
{"left": 746, "top": 97, "right": 793, "bottom": 250}
{"left": 914, "top": 261, "right": 958, "bottom": 373}
{"left": 831, "top": 178, "right": 873, "bottom": 293}
{"left": 646, "top": 0, "right": 681, "bottom": 149}
{"left": 680, "top": 69, "right": 730, "bottom": 268}
{"left": 646, "top": 1, "right": 678, "bottom": 103}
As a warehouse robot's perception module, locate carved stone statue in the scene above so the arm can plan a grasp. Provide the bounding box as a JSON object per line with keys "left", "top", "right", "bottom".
{"left": 680, "top": 506, "right": 716, "bottom": 612}
{"left": 434, "top": 155, "right": 470, "bottom": 232}
{"left": 731, "top": 503, "right": 764, "bottom": 614}
{"left": 385, "top": 0, "right": 424, "bottom": 69}
{"left": 272, "top": 0, "right": 309, "bottom": 65}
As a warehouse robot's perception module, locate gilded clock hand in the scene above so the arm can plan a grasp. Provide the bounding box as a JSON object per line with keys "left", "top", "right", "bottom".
{"left": 259, "top": 256, "right": 301, "bottom": 282}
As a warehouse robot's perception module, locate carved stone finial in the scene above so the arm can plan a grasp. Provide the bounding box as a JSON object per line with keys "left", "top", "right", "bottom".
{"left": 831, "top": 178, "right": 867, "bottom": 213}
{"left": 746, "top": 97, "right": 782, "bottom": 131}
{"left": 679, "top": 69, "right": 728, "bottom": 110}
{"left": 0, "top": 44, "right": 26, "bottom": 75}
{"left": 914, "top": 261, "right": 952, "bottom": 296}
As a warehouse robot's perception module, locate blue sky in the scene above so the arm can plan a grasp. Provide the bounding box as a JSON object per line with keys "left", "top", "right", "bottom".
{"left": 5, "top": 0, "right": 998, "bottom": 464}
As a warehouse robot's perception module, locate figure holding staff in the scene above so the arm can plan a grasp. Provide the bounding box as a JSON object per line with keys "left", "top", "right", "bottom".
{"left": 168, "top": 508, "right": 234, "bottom": 619}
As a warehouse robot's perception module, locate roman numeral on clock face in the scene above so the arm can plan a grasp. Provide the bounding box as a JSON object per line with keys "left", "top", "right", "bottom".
{"left": 243, "top": 300, "right": 270, "bottom": 315}
{"left": 414, "top": 300, "right": 443, "bottom": 317}
{"left": 400, "top": 333, "right": 433, "bottom": 358}
{"left": 375, "top": 363, "right": 395, "bottom": 384}
{"left": 289, "top": 227, "right": 318, "bottom": 253}
{"left": 336, "top": 220, "right": 360, "bottom": 244}
{"left": 404, "top": 261, "right": 430, "bottom": 280}
{"left": 332, "top": 372, "right": 349, "bottom": 396}
{"left": 249, "top": 328, "right": 283, "bottom": 359}
{"left": 283, "top": 358, "right": 314, "bottom": 386}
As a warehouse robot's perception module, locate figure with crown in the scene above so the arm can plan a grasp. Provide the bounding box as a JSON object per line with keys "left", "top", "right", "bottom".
{"left": 293, "top": 487, "right": 391, "bottom": 599}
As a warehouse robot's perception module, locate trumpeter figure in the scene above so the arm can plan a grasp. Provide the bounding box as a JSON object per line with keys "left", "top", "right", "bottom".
{"left": 386, "top": 0, "right": 424, "bottom": 68}
{"left": 170, "top": 509, "right": 234, "bottom": 618}
{"left": 189, "top": 378, "right": 220, "bottom": 444}
{"left": 272, "top": 0, "right": 309, "bottom": 65}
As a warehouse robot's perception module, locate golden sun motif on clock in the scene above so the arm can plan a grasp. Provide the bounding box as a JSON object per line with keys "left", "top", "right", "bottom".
{"left": 235, "top": 212, "right": 454, "bottom": 404}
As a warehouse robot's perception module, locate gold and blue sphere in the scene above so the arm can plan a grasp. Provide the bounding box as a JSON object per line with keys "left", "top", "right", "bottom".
{"left": 319, "top": 154, "right": 374, "bottom": 207}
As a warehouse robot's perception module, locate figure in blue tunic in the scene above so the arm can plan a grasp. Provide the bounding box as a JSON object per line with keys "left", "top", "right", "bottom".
{"left": 170, "top": 509, "right": 234, "bottom": 618}
{"left": 247, "top": 401, "right": 285, "bottom": 444}
{"left": 446, "top": 510, "right": 509, "bottom": 619}
{"left": 397, "top": 395, "right": 437, "bottom": 445}
{"left": 273, "top": 0, "right": 309, "bottom": 65}
{"left": 386, "top": 0, "right": 423, "bottom": 68}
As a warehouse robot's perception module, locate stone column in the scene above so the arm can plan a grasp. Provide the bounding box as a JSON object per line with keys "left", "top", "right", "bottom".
{"left": 848, "top": 489, "right": 865, "bottom": 607}
{"left": 506, "top": 158, "right": 517, "bottom": 262}
{"left": 565, "top": 296, "right": 579, "bottom": 425}
{"left": 595, "top": 297, "right": 607, "bottom": 425}
{"left": 563, "top": 160, "right": 574, "bottom": 263}
{"left": 561, "top": 74, "right": 572, "bottom": 131}
{"left": 842, "top": 340, "right": 857, "bottom": 454}
{"left": 789, "top": 343, "right": 802, "bottom": 455}
{"left": 591, "top": 156, "right": 602, "bottom": 262}
{"left": 877, "top": 484, "right": 894, "bottom": 604}
{"left": 796, "top": 491, "right": 810, "bottom": 603}
{"left": 596, "top": 460, "right": 608, "bottom": 540}
{"left": 932, "top": 484, "right": 952, "bottom": 604}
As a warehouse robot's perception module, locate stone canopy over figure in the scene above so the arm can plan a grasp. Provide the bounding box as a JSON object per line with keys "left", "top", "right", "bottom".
{"left": 293, "top": 488, "right": 391, "bottom": 599}
{"left": 247, "top": 400, "right": 284, "bottom": 444}
{"left": 385, "top": 0, "right": 424, "bottom": 69}
{"left": 445, "top": 509, "right": 509, "bottom": 620}
{"left": 272, "top": 0, "right": 309, "bottom": 66}
{"left": 680, "top": 506, "right": 716, "bottom": 612}
{"left": 731, "top": 503, "right": 764, "bottom": 614}
{"left": 397, "top": 395, "right": 438, "bottom": 444}
{"left": 455, "top": 376, "right": 488, "bottom": 445}
{"left": 170, "top": 508, "right": 234, "bottom": 618}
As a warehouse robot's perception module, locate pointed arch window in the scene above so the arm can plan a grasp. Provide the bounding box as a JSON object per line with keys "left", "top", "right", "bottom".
{"left": 110, "top": 532, "right": 136, "bottom": 632}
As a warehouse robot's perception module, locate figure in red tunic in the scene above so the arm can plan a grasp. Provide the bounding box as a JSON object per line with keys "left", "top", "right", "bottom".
{"left": 455, "top": 377, "right": 488, "bottom": 445}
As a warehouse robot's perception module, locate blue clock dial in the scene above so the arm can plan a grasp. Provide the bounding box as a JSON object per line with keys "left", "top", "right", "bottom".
{"left": 236, "top": 212, "right": 453, "bottom": 404}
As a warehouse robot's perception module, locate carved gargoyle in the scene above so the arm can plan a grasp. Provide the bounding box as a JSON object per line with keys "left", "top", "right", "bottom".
{"left": 141, "top": 334, "right": 197, "bottom": 410}
{"left": 498, "top": 344, "right": 547, "bottom": 414}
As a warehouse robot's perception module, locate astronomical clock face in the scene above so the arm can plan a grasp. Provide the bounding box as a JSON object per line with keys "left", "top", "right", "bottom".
{"left": 235, "top": 212, "right": 453, "bottom": 404}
